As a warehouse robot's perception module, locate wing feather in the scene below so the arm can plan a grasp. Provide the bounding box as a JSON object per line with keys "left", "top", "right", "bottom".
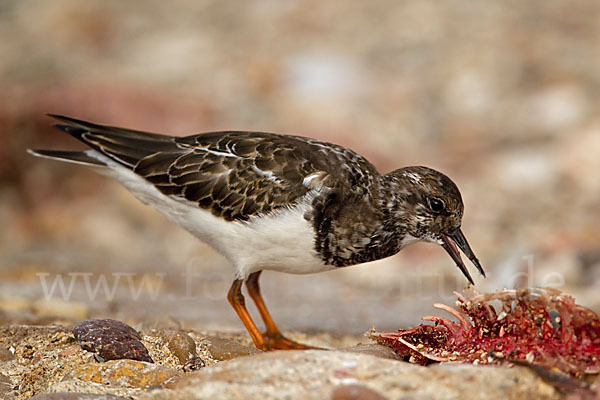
{"left": 43, "top": 115, "right": 380, "bottom": 222}
{"left": 137, "top": 131, "right": 381, "bottom": 221}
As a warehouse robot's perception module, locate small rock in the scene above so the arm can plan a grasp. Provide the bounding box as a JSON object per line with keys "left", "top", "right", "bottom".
{"left": 30, "top": 393, "right": 128, "bottom": 399}
{"left": 160, "top": 329, "right": 199, "bottom": 365}
{"left": 74, "top": 319, "right": 153, "bottom": 363}
{"left": 204, "top": 336, "right": 260, "bottom": 361}
{"left": 64, "top": 359, "right": 180, "bottom": 389}
{"left": 33, "top": 298, "right": 89, "bottom": 320}
{"left": 0, "top": 346, "right": 15, "bottom": 361}
{"left": 331, "top": 384, "right": 388, "bottom": 400}
{"left": 342, "top": 343, "right": 402, "bottom": 361}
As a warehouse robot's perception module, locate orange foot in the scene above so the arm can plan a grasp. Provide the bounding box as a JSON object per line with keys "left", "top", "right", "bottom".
{"left": 259, "top": 332, "right": 323, "bottom": 351}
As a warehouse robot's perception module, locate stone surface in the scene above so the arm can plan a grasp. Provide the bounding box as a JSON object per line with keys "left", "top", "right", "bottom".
{"left": 0, "top": 373, "right": 16, "bottom": 400}
{"left": 331, "top": 384, "right": 388, "bottom": 400}
{"left": 203, "top": 335, "right": 261, "bottom": 361}
{"left": 47, "top": 380, "right": 141, "bottom": 399}
{"left": 0, "top": 325, "right": 83, "bottom": 399}
{"left": 145, "top": 350, "right": 560, "bottom": 400}
{"left": 64, "top": 359, "right": 180, "bottom": 390}
{"left": 0, "top": 324, "right": 571, "bottom": 399}
{"left": 30, "top": 393, "right": 128, "bottom": 400}
{"left": 342, "top": 343, "right": 403, "bottom": 361}
{"left": 74, "top": 319, "right": 153, "bottom": 363}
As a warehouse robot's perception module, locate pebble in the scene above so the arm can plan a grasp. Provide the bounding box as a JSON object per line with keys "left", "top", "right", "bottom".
{"left": 160, "top": 329, "right": 200, "bottom": 366}
{"left": 64, "top": 359, "right": 180, "bottom": 389}
{"left": 74, "top": 319, "right": 153, "bottom": 363}
{"left": 204, "top": 336, "right": 260, "bottom": 361}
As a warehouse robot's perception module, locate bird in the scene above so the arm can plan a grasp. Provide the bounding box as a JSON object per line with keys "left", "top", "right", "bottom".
{"left": 29, "top": 114, "right": 485, "bottom": 351}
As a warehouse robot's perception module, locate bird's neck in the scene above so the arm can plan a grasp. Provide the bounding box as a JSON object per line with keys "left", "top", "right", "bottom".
{"left": 324, "top": 174, "right": 413, "bottom": 266}
{"left": 372, "top": 171, "right": 418, "bottom": 250}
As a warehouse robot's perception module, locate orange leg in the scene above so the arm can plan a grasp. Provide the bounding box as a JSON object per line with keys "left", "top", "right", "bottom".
{"left": 227, "top": 278, "right": 267, "bottom": 350}
{"left": 245, "top": 271, "right": 318, "bottom": 350}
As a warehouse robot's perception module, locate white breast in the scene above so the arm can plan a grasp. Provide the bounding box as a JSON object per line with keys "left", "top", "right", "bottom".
{"left": 90, "top": 151, "right": 331, "bottom": 279}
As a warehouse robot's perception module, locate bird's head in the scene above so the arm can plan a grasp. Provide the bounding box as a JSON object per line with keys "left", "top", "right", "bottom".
{"left": 386, "top": 166, "right": 485, "bottom": 285}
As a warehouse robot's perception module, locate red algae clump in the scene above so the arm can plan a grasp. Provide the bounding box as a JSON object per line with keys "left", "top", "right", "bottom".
{"left": 370, "top": 288, "right": 600, "bottom": 376}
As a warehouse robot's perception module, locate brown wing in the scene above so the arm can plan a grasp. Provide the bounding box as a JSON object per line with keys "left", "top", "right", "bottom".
{"left": 135, "top": 131, "right": 380, "bottom": 221}
{"left": 44, "top": 115, "right": 380, "bottom": 222}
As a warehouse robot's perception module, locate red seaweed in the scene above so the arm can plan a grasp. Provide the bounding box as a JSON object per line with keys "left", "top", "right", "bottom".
{"left": 370, "top": 288, "right": 600, "bottom": 376}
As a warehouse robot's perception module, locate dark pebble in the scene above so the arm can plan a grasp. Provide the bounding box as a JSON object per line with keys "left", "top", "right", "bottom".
{"left": 73, "top": 319, "right": 153, "bottom": 363}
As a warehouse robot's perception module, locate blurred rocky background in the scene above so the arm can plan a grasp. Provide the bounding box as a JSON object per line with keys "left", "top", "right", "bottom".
{"left": 1, "top": 0, "right": 600, "bottom": 334}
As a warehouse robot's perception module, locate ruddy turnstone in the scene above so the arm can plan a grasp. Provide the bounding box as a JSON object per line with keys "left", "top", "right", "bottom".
{"left": 29, "top": 115, "right": 485, "bottom": 350}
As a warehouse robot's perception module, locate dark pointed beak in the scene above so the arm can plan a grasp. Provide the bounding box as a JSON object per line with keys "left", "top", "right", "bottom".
{"left": 440, "top": 228, "right": 485, "bottom": 285}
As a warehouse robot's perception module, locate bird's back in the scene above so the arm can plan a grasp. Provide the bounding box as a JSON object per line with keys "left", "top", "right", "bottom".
{"left": 31, "top": 115, "right": 381, "bottom": 222}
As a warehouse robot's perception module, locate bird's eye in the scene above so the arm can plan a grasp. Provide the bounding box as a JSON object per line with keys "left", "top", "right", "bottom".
{"left": 428, "top": 197, "right": 445, "bottom": 213}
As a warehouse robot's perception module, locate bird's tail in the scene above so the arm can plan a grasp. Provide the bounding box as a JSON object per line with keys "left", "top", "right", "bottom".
{"left": 28, "top": 114, "right": 179, "bottom": 169}
{"left": 27, "top": 149, "right": 107, "bottom": 167}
